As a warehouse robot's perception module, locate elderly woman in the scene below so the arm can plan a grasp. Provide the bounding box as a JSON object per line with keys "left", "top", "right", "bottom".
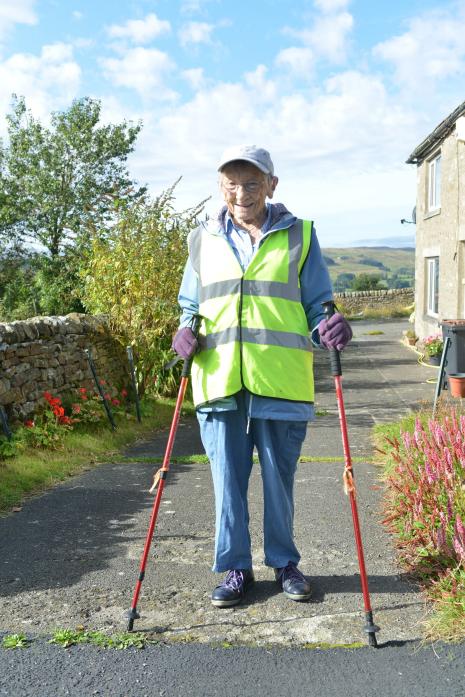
{"left": 173, "top": 145, "right": 352, "bottom": 607}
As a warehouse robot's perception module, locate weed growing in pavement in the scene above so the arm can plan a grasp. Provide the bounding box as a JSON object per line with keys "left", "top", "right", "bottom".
{"left": 49, "top": 629, "right": 156, "bottom": 649}
{"left": 2, "top": 633, "right": 30, "bottom": 649}
{"left": 376, "top": 407, "right": 465, "bottom": 641}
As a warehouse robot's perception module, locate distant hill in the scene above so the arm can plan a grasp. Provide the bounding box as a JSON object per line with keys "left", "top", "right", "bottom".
{"left": 322, "top": 246, "right": 415, "bottom": 292}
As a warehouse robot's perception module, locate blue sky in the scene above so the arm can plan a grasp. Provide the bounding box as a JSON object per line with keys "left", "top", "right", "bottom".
{"left": 0, "top": 0, "right": 464, "bottom": 246}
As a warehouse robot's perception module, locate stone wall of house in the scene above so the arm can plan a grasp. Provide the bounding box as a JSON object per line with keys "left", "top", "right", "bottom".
{"left": 334, "top": 288, "right": 414, "bottom": 314}
{"left": 414, "top": 124, "right": 465, "bottom": 341}
{"left": 0, "top": 314, "right": 130, "bottom": 421}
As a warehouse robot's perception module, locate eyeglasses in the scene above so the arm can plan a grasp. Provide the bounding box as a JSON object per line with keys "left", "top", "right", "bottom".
{"left": 221, "top": 181, "right": 263, "bottom": 194}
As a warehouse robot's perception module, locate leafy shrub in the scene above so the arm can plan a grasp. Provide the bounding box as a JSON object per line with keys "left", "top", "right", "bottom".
{"left": 380, "top": 409, "right": 465, "bottom": 639}
{"left": 81, "top": 183, "right": 206, "bottom": 397}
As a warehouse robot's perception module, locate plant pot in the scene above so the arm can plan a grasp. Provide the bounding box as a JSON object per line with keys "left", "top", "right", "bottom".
{"left": 448, "top": 373, "right": 465, "bottom": 398}
{"left": 428, "top": 354, "right": 441, "bottom": 366}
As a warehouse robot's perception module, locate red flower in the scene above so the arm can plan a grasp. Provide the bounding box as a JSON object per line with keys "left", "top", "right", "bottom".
{"left": 79, "top": 387, "right": 87, "bottom": 394}
{"left": 59, "top": 415, "right": 73, "bottom": 426}
{"left": 53, "top": 406, "right": 65, "bottom": 418}
{"left": 121, "top": 388, "right": 128, "bottom": 398}
{"left": 104, "top": 393, "right": 110, "bottom": 401}
{"left": 72, "top": 404, "right": 82, "bottom": 414}
{"left": 24, "top": 419, "right": 35, "bottom": 428}
{"left": 111, "top": 398, "right": 120, "bottom": 407}
{"left": 43, "top": 391, "right": 53, "bottom": 402}
{"left": 99, "top": 379, "right": 106, "bottom": 386}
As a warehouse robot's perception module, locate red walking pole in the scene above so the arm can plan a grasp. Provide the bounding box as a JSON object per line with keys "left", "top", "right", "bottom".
{"left": 322, "top": 301, "right": 380, "bottom": 647}
{"left": 125, "top": 319, "right": 199, "bottom": 632}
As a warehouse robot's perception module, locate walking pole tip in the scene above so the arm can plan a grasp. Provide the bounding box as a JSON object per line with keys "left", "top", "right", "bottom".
{"left": 124, "top": 608, "right": 140, "bottom": 632}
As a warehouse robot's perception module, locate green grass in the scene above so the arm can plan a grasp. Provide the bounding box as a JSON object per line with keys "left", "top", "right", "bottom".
{"left": 119, "top": 454, "right": 369, "bottom": 465}
{"left": 0, "top": 397, "right": 188, "bottom": 515}
{"left": 424, "top": 569, "right": 465, "bottom": 643}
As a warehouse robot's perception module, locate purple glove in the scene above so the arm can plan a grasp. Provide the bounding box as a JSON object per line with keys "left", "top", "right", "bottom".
{"left": 318, "top": 313, "right": 353, "bottom": 351}
{"left": 172, "top": 327, "right": 198, "bottom": 359}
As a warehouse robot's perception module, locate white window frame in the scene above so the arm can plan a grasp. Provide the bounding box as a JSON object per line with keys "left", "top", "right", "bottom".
{"left": 428, "top": 152, "right": 441, "bottom": 212}
{"left": 426, "top": 256, "right": 439, "bottom": 316}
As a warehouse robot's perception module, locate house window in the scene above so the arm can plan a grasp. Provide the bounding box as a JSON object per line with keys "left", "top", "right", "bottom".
{"left": 426, "top": 256, "right": 439, "bottom": 316}
{"left": 428, "top": 153, "right": 441, "bottom": 211}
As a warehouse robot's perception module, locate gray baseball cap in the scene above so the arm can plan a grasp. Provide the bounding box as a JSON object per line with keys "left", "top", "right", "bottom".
{"left": 217, "top": 144, "right": 274, "bottom": 175}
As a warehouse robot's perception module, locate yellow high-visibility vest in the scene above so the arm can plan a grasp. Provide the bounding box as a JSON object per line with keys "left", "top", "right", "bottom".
{"left": 188, "top": 219, "right": 314, "bottom": 406}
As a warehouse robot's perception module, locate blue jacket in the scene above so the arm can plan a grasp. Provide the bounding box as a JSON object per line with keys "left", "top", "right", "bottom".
{"left": 177, "top": 203, "right": 334, "bottom": 421}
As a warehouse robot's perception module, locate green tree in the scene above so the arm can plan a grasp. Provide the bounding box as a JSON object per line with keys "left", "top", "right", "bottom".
{"left": 334, "top": 272, "right": 355, "bottom": 292}
{"left": 81, "top": 183, "right": 206, "bottom": 397}
{"left": 350, "top": 273, "right": 385, "bottom": 291}
{"left": 0, "top": 95, "right": 144, "bottom": 258}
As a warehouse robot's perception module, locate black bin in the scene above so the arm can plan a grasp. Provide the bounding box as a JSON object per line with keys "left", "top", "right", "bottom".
{"left": 441, "top": 320, "right": 465, "bottom": 375}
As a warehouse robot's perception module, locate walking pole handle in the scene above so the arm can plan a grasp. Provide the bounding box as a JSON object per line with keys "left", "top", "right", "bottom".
{"left": 321, "top": 301, "right": 342, "bottom": 377}
{"left": 181, "top": 315, "right": 201, "bottom": 378}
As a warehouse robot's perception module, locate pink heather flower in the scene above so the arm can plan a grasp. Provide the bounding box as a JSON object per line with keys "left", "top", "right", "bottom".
{"left": 455, "top": 514, "right": 465, "bottom": 543}
{"left": 444, "top": 447, "right": 454, "bottom": 479}
{"left": 447, "top": 496, "right": 454, "bottom": 520}
{"left": 424, "top": 459, "right": 437, "bottom": 484}
{"left": 436, "top": 523, "right": 446, "bottom": 550}
{"left": 402, "top": 432, "right": 412, "bottom": 450}
{"left": 453, "top": 536, "right": 465, "bottom": 561}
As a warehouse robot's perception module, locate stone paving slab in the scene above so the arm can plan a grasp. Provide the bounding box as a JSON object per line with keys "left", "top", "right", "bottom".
{"left": 0, "top": 319, "right": 438, "bottom": 647}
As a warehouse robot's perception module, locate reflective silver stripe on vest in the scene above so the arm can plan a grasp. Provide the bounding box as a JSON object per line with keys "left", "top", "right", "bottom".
{"left": 199, "top": 279, "right": 242, "bottom": 302}
{"left": 242, "top": 279, "right": 301, "bottom": 301}
{"left": 201, "top": 327, "right": 312, "bottom": 351}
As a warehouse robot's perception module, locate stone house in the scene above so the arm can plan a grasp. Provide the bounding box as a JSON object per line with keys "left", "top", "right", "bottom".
{"left": 406, "top": 100, "right": 465, "bottom": 340}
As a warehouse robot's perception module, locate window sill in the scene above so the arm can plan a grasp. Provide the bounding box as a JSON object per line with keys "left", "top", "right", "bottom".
{"left": 423, "top": 313, "right": 439, "bottom": 322}
{"left": 424, "top": 208, "right": 441, "bottom": 220}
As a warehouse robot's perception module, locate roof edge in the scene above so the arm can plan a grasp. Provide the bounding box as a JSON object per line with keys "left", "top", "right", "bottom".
{"left": 406, "top": 100, "right": 465, "bottom": 165}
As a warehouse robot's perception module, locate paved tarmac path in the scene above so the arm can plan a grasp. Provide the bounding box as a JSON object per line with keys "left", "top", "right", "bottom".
{"left": 2, "top": 319, "right": 463, "bottom": 696}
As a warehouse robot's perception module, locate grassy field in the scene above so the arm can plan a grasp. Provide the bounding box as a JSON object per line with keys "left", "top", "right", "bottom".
{"left": 322, "top": 246, "right": 415, "bottom": 290}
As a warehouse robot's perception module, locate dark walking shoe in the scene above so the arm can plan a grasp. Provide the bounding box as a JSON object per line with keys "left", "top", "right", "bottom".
{"left": 211, "top": 569, "right": 255, "bottom": 607}
{"left": 274, "top": 562, "right": 311, "bottom": 601}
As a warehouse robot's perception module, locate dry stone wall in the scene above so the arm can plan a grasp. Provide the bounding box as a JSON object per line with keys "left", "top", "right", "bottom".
{"left": 0, "top": 314, "right": 130, "bottom": 421}
{"left": 334, "top": 288, "right": 414, "bottom": 314}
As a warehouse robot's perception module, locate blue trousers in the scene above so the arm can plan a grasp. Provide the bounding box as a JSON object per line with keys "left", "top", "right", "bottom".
{"left": 197, "top": 393, "right": 308, "bottom": 572}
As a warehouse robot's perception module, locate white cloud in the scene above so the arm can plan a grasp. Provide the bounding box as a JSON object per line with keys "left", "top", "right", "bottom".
{"left": 180, "top": 0, "right": 216, "bottom": 14}
{"left": 275, "top": 47, "right": 315, "bottom": 78}
{"left": 294, "top": 11, "right": 353, "bottom": 64}
{"left": 182, "top": 67, "right": 205, "bottom": 89}
{"left": 0, "top": 0, "right": 37, "bottom": 38}
{"left": 314, "top": 0, "right": 350, "bottom": 12}
{"left": 0, "top": 42, "right": 81, "bottom": 125}
{"left": 100, "top": 47, "right": 176, "bottom": 100}
{"left": 72, "top": 10, "right": 83, "bottom": 21}
{"left": 123, "top": 57, "right": 424, "bottom": 248}
{"left": 178, "top": 21, "right": 214, "bottom": 47}
{"left": 373, "top": 8, "right": 465, "bottom": 89}
{"left": 106, "top": 13, "right": 171, "bottom": 44}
